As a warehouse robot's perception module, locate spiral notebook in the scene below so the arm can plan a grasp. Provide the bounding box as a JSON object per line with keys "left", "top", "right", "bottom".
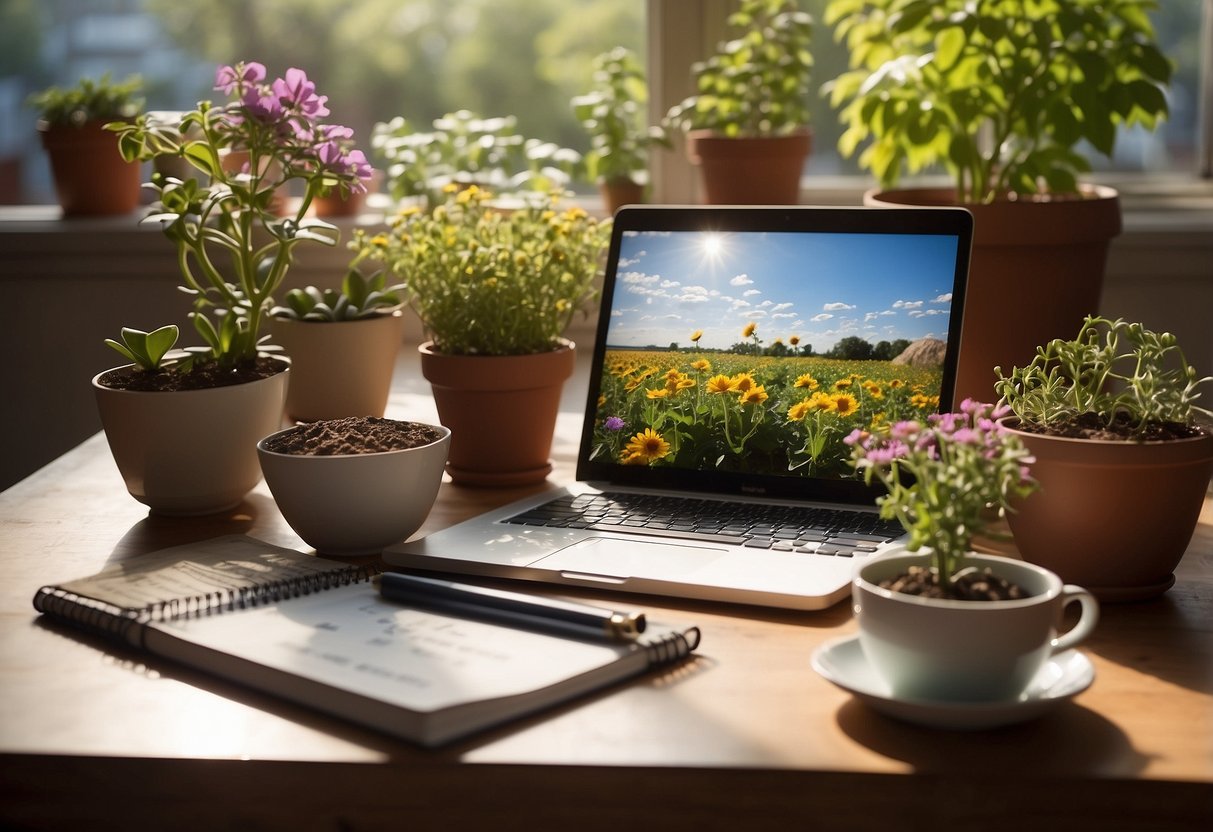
{"left": 32, "top": 535, "right": 700, "bottom": 747}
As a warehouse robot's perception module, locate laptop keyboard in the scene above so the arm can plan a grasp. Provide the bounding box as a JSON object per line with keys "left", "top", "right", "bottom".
{"left": 503, "top": 492, "right": 903, "bottom": 558}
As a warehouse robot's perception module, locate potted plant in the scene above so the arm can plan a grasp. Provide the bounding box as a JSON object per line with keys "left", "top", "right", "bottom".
{"left": 258, "top": 416, "right": 451, "bottom": 556}
{"left": 28, "top": 73, "right": 144, "bottom": 216}
{"left": 95, "top": 60, "right": 373, "bottom": 515}
{"left": 995, "top": 316, "right": 1213, "bottom": 601}
{"left": 371, "top": 109, "right": 583, "bottom": 209}
{"left": 841, "top": 400, "right": 1099, "bottom": 704}
{"left": 270, "top": 267, "right": 406, "bottom": 423}
{"left": 355, "top": 184, "right": 611, "bottom": 486}
{"left": 662, "top": 0, "right": 814, "bottom": 204}
{"left": 571, "top": 47, "right": 670, "bottom": 215}
{"left": 824, "top": 0, "right": 1172, "bottom": 404}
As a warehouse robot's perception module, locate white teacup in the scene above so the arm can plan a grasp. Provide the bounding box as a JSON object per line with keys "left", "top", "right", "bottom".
{"left": 853, "top": 553, "right": 1099, "bottom": 702}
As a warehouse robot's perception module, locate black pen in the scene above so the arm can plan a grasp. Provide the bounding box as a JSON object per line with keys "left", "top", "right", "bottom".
{"left": 374, "top": 572, "right": 646, "bottom": 642}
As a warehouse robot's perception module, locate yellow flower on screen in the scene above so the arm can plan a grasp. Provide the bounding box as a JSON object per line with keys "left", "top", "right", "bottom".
{"left": 624, "top": 428, "right": 670, "bottom": 462}
{"left": 740, "top": 386, "right": 769, "bottom": 406}
{"left": 833, "top": 393, "right": 859, "bottom": 417}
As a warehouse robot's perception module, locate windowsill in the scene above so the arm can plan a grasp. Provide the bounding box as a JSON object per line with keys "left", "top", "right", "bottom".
{"left": 3, "top": 173, "right": 1212, "bottom": 230}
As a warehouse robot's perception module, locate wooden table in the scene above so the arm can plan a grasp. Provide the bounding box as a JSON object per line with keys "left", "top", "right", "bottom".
{"left": 2, "top": 351, "right": 1210, "bottom": 830}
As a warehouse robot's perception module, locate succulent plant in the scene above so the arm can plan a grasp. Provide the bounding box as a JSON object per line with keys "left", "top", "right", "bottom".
{"left": 272, "top": 269, "right": 405, "bottom": 322}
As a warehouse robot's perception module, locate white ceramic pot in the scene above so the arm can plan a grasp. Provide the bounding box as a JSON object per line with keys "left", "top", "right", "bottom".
{"left": 93, "top": 363, "right": 289, "bottom": 516}
{"left": 257, "top": 423, "right": 451, "bottom": 556}
{"left": 853, "top": 553, "right": 1099, "bottom": 702}
{"left": 271, "top": 311, "right": 404, "bottom": 422}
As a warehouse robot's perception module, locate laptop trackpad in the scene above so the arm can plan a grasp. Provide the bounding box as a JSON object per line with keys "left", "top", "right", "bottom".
{"left": 534, "top": 536, "right": 728, "bottom": 581}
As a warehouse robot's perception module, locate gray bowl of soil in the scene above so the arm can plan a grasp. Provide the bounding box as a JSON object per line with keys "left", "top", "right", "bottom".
{"left": 257, "top": 416, "right": 451, "bottom": 556}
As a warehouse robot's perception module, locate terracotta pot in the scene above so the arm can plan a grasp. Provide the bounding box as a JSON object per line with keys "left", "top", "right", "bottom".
{"left": 258, "top": 422, "right": 450, "bottom": 556}
{"left": 1003, "top": 421, "right": 1213, "bottom": 601}
{"left": 93, "top": 362, "right": 289, "bottom": 516}
{"left": 39, "top": 121, "right": 140, "bottom": 217}
{"left": 865, "top": 186, "right": 1121, "bottom": 406}
{"left": 271, "top": 312, "right": 404, "bottom": 422}
{"left": 686, "top": 129, "right": 811, "bottom": 205}
{"left": 311, "top": 169, "right": 380, "bottom": 218}
{"left": 418, "top": 340, "right": 576, "bottom": 486}
{"left": 598, "top": 177, "right": 645, "bottom": 216}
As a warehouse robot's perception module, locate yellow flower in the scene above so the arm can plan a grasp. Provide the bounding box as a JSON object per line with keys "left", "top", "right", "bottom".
{"left": 863, "top": 381, "right": 883, "bottom": 399}
{"left": 794, "top": 373, "right": 818, "bottom": 390}
{"left": 625, "top": 428, "right": 671, "bottom": 462}
{"left": 833, "top": 393, "right": 859, "bottom": 417}
{"left": 789, "top": 335, "right": 800, "bottom": 346}
{"left": 676, "top": 378, "right": 696, "bottom": 391}
{"left": 690, "top": 329, "right": 703, "bottom": 343}
{"left": 808, "top": 392, "right": 836, "bottom": 412}
{"left": 740, "top": 385, "right": 768, "bottom": 406}
{"left": 787, "top": 399, "right": 811, "bottom": 421}
{"left": 742, "top": 322, "right": 757, "bottom": 338}
{"left": 889, "top": 379, "right": 905, "bottom": 389}
{"left": 731, "top": 372, "right": 757, "bottom": 393}
{"left": 706, "top": 374, "right": 737, "bottom": 394}
{"left": 555, "top": 298, "right": 570, "bottom": 313}
{"left": 833, "top": 378, "right": 853, "bottom": 390}
{"left": 691, "top": 359, "right": 711, "bottom": 372}
{"left": 646, "top": 387, "right": 670, "bottom": 399}
{"left": 597, "top": 394, "right": 606, "bottom": 408}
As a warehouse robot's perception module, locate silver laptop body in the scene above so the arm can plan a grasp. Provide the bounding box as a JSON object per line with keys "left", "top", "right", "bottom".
{"left": 386, "top": 205, "right": 973, "bottom": 610}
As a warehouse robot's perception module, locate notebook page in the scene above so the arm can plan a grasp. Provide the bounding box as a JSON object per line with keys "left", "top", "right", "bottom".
{"left": 152, "top": 581, "right": 641, "bottom": 713}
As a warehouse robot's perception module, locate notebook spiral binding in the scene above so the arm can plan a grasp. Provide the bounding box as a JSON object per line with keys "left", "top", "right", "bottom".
{"left": 646, "top": 626, "right": 701, "bottom": 664}
{"left": 33, "top": 562, "right": 377, "bottom": 645}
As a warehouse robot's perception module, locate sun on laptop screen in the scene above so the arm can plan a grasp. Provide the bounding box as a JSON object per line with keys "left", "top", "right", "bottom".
{"left": 586, "top": 225, "right": 963, "bottom": 485}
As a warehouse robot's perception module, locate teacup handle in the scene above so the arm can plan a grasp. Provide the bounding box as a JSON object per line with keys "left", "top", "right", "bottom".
{"left": 1051, "top": 585, "right": 1100, "bottom": 654}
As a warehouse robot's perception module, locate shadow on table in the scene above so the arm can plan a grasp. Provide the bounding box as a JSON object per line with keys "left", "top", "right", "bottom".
{"left": 834, "top": 697, "right": 1150, "bottom": 778}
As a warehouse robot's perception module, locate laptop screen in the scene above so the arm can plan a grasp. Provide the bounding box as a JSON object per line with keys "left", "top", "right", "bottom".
{"left": 577, "top": 205, "right": 972, "bottom": 504}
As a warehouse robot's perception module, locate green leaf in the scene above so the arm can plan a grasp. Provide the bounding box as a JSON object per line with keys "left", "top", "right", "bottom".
{"left": 934, "top": 27, "right": 966, "bottom": 71}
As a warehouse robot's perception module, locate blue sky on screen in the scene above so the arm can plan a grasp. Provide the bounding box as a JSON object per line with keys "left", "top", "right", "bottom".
{"left": 607, "top": 230, "right": 959, "bottom": 353}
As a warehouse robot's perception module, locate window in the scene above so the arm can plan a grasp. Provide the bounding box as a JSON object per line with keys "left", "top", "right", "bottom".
{"left": 3, "top": 0, "right": 1208, "bottom": 206}
{"left": 648, "top": 0, "right": 1212, "bottom": 202}
{"left": 2, "top": 0, "right": 643, "bottom": 204}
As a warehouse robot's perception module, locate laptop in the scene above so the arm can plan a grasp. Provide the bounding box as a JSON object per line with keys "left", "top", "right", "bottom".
{"left": 385, "top": 205, "right": 973, "bottom": 610}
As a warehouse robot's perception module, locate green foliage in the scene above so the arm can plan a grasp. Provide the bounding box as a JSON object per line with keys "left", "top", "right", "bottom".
{"left": 272, "top": 270, "right": 405, "bottom": 322}
{"left": 824, "top": 0, "right": 1173, "bottom": 202}
{"left": 664, "top": 0, "right": 815, "bottom": 137}
{"left": 354, "top": 186, "right": 610, "bottom": 356}
{"left": 104, "top": 326, "right": 180, "bottom": 372}
{"left": 372, "top": 110, "right": 583, "bottom": 208}
{"left": 571, "top": 47, "right": 670, "bottom": 183}
{"left": 28, "top": 74, "right": 144, "bottom": 128}
{"left": 995, "top": 316, "right": 1212, "bottom": 437}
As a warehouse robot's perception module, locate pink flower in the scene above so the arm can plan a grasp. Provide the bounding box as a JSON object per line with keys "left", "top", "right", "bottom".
{"left": 272, "top": 68, "right": 330, "bottom": 118}
{"left": 215, "top": 61, "right": 265, "bottom": 95}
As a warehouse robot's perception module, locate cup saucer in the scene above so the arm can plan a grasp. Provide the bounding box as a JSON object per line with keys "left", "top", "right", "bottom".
{"left": 811, "top": 634, "right": 1094, "bottom": 730}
